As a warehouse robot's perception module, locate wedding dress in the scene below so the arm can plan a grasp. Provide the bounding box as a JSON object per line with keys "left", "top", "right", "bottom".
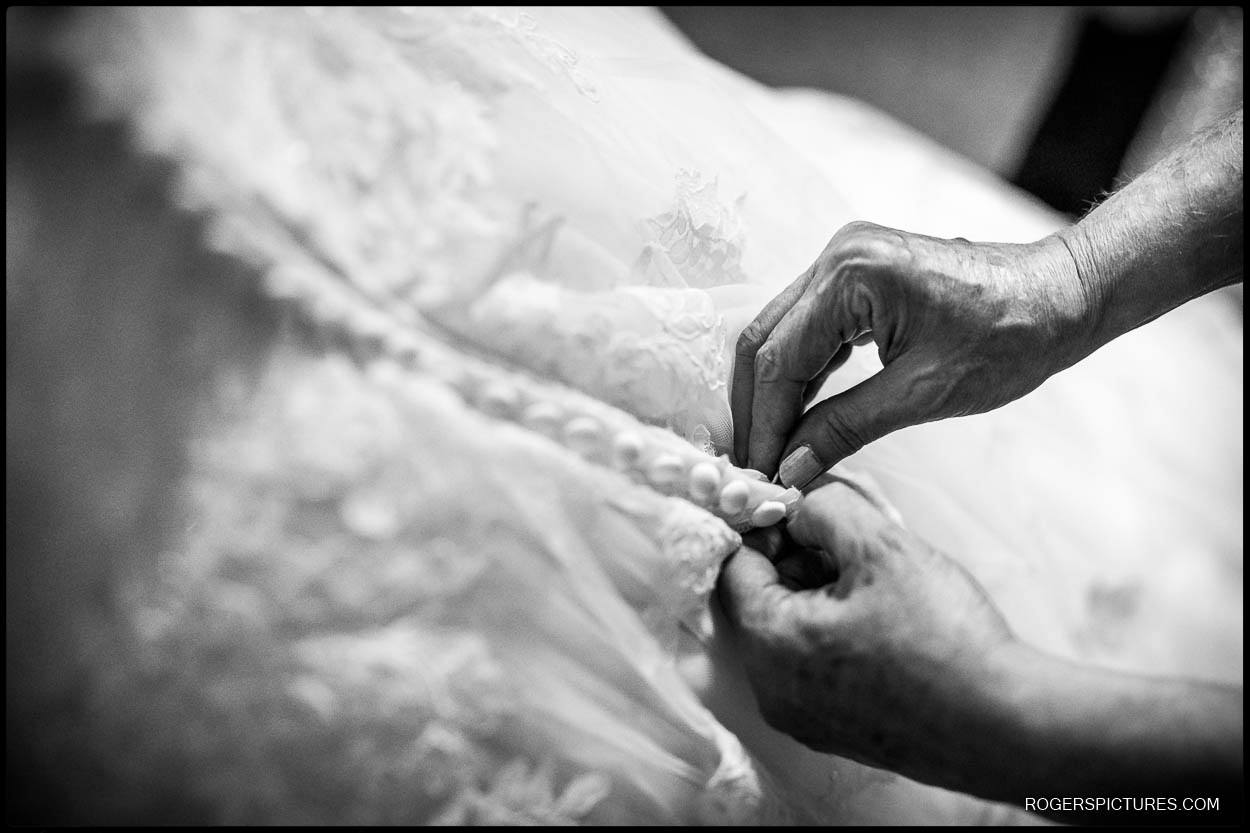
{"left": 12, "top": 5, "right": 1240, "bottom": 825}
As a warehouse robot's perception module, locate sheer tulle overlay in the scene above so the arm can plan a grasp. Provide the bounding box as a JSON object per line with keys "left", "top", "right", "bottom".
{"left": 23, "top": 6, "right": 1241, "bottom": 825}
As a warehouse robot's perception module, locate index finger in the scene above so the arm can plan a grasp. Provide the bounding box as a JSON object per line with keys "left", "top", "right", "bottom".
{"left": 730, "top": 265, "right": 816, "bottom": 466}
{"left": 748, "top": 284, "right": 857, "bottom": 476}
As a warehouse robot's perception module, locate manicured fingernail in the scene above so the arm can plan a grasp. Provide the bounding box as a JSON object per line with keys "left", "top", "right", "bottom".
{"left": 778, "top": 445, "right": 823, "bottom": 489}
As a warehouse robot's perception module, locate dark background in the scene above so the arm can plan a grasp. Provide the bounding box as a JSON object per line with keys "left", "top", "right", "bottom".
{"left": 660, "top": 6, "right": 1243, "bottom": 217}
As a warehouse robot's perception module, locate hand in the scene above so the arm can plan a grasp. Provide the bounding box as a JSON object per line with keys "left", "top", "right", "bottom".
{"left": 730, "top": 221, "right": 1089, "bottom": 483}
{"left": 716, "top": 474, "right": 1019, "bottom": 783}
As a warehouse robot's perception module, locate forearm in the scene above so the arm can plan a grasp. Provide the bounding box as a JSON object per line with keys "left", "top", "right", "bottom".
{"left": 1055, "top": 108, "right": 1242, "bottom": 364}
{"left": 957, "top": 642, "right": 1243, "bottom": 823}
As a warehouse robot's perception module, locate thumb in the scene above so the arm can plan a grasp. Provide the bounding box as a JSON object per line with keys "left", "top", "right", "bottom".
{"left": 778, "top": 360, "right": 925, "bottom": 486}
{"left": 717, "top": 546, "right": 792, "bottom": 635}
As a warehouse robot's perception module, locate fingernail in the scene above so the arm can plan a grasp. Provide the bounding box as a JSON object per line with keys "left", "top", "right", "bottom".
{"left": 778, "top": 445, "right": 823, "bottom": 490}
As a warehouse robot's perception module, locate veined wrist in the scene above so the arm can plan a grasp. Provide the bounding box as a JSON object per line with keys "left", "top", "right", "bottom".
{"left": 1023, "top": 233, "right": 1104, "bottom": 374}
{"left": 1048, "top": 109, "right": 1242, "bottom": 355}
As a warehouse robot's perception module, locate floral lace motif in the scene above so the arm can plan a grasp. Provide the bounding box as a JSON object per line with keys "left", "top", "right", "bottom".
{"left": 452, "top": 270, "right": 734, "bottom": 450}
{"left": 475, "top": 9, "right": 602, "bottom": 102}
{"left": 642, "top": 170, "right": 749, "bottom": 288}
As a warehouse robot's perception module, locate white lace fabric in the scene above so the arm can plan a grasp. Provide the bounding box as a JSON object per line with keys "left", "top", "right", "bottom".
{"left": 127, "top": 350, "right": 779, "bottom": 824}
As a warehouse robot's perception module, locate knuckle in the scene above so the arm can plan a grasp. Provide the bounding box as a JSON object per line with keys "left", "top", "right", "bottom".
{"left": 815, "top": 408, "right": 871, "bottom": 460}
{"left": 795, "top": 615, "right": 833, "bottom": 649}
{"left": 735, "top": 319, "right": 768, "bottom": 359}
{"left": 729, "top": 588, "right": 768, "bottom": 633}
{"left": 738, "top": 602, "right": 770, "bottom": 635}
{"left": 830, "top": 220, "right": 884, "bottom": 246}
{"left": 741, "top": 594, "right": 797, "bottom": 646}
{"left": 753, "top": 340, "right": 785, "bottom": 382}
{"left": 829, "top": 222, "right": 910, "bottom": 272}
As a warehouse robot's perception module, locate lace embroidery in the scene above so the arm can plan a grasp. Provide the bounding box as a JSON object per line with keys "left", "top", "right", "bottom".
{"left": 477, "top": 10, "right": 602, "bottom": 103}
{"left": 429, "top": 758, "right": 611, "bottom": 825}
{"left": 643, "top": 170, "right": 749, "bottom": 288}
{"left": 435, "top": 264, "right": 736, "bottom": 452}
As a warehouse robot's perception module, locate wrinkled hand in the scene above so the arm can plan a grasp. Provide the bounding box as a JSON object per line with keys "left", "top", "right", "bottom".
{"left": 717, "top": 474, "right": 1018, "bottom": 781}
{"left": 731, "top": 221, "right": 1089, "bottom": 482}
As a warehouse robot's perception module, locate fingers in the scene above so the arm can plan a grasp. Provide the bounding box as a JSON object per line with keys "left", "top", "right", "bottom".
{"left": 731, "top": 267, "right": 817, "bottom": 465}
{"left": 776, "top": 546, "right": 840, "bottom": 590}
{"left": 740, "top": 526, "right": 786, "bottom": 562}
{"left": 787, "top": 481, "right": 862, "bottom": 553}
{"left": 748, "top": 287, "right": 862, "bottom": 476}
{"left": 742, "top": 524, "right": 839, "bottom": 590}
{"left": 779, "top": 358, "right": 922, "bottom": 476}
{"left": 796, "top": 475, "right": 899, "bottom": 548}
{"left": 785, "top": 475, "right": 911, "bottom": 589}
{"left": 800, "top": 341, "right": 855, "bottom": 410}
{"left": 717, "top": 546, "right": 793, "bottom": 633}
{"left": 826, "top": 465, "right": 907, "bottom": 528}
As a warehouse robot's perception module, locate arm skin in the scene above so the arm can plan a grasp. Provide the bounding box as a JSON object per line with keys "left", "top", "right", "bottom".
{"left": 718, "top": 477, "right": 1244, "bottom": 825}
{"left": 1059, "top": 107, "right": 1243, "bottom": 358}
{"left": 990, "top": 643, "right": 1243, "bottom": 824}
{"left": 732, "top": 107, "right": 1243, "bottom": 486}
